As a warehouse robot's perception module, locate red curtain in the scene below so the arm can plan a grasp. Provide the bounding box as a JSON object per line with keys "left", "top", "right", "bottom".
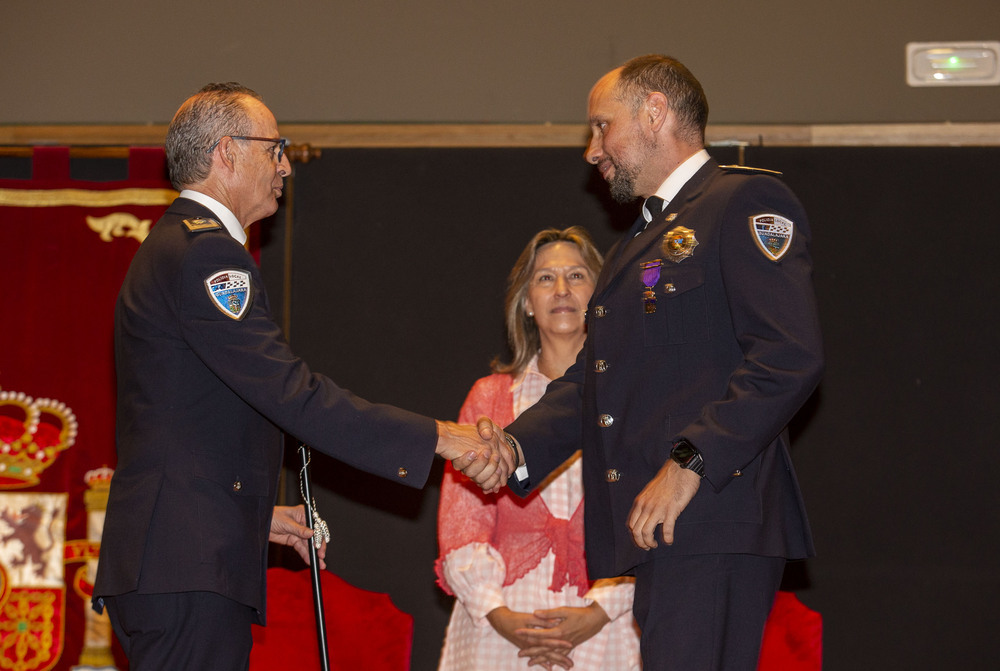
{"left": 760, "top": 591, "right": 824, "bottom": 671}
{"left": 251, "top": 568, "right": 413, "bottom": 670}
{"left": 0, "top": 147, "right": 175, "bottom": 670}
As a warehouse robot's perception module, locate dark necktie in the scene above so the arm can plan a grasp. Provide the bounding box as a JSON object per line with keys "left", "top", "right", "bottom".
{"left": 627, "top": 196, "right": 666, "bottom": 240}
{"left": 643, "top": 196, "right": 666, "bottom": 228}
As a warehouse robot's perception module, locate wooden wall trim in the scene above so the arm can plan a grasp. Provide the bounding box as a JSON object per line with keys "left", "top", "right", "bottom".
{"left": 2, "top": 122, "right": 999, "bottom": 150}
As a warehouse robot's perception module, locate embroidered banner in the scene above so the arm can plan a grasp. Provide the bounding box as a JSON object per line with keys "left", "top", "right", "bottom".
{"left": 0, "top": 148, "right": 175, "bottom": 670}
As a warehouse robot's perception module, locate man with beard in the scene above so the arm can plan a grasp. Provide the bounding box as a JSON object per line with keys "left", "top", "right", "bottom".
{"left": 486, "top": 55, "right": 824, "bottom": 670}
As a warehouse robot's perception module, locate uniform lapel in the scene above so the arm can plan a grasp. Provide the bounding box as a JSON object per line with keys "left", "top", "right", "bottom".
{"left": 594, "top": 159, "right": 720, "bottom": 301}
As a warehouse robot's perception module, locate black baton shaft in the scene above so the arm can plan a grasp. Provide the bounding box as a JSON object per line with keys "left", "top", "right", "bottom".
{"left": 299, "top": 444, "right": 330, "bottom": 671}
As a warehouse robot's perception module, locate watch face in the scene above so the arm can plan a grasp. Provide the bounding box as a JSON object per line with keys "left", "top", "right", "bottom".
{"left": 671, "top": 442, "right": 697, "bottom": 465}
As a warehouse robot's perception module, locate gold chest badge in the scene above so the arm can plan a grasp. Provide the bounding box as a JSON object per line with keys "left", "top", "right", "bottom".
{"left": 662, "top": 226, "right": 698, "bottom": 263}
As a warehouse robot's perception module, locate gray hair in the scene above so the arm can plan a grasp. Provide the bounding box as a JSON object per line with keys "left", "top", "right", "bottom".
{"left": 164, "top": 82, "right": 262, "bottom": 190}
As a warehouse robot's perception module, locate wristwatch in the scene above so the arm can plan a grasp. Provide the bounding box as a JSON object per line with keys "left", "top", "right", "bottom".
{"left": 502, "top": 432, "right": 521, "bottom": 469}
{"left": 670, "top": 439, "right": 705, "bottom": 477}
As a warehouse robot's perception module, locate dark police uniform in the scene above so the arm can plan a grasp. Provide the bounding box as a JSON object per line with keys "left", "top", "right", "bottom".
{"left": 508, "top": 158, "right": 823, "bottom": 669}
{"left": 94, "top": 196, "right": 437, "bottom": 666}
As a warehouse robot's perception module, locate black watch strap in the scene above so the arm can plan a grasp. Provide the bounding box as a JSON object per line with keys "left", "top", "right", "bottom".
{"left": 503, "top": 432, "right": 521, "bottom": 469}
{"left": 670, "top": 439, "right": 705, "bottom": 477}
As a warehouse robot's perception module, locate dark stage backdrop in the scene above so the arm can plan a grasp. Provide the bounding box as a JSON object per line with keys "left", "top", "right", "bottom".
{"left": 267, "top": 145, "right": 998, "bottom": 671}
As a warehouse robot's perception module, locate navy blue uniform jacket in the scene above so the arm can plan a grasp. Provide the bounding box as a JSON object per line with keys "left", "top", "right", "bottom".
{"left": 508, "top": 160, "right": 823, "bottom": 579}
{"left": 94, "top": 197, "right": 438, "bottom": 622}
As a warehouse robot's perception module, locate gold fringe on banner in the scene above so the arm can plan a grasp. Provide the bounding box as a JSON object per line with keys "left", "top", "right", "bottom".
{"left": 0, "top": 187, "right": 178, "bottom": 208}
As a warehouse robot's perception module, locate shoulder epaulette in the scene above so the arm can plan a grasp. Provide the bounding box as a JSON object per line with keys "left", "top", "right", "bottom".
{"left": 719, "top": 165, "right": 783, "bottom": 176}
{"left": 183, "top": 217, "right": 223, "bottom": 233}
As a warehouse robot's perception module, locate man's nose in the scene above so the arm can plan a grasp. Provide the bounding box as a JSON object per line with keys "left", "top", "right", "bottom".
{"left": 584, "top": 135, "right": 602, "bottom": 165}
{"left": 277, "top": 154, "right": 291, "bottom": 177}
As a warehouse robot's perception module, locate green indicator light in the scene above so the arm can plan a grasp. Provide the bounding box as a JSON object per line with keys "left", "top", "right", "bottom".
{"left": 931, "top": 55, "right": 973, "bottom": 70}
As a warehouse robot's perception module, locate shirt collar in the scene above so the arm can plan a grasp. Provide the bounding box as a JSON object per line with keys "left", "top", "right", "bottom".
{"left": 645, "top": 148, "right": 711, "bottom": 218}
{"left": 179, "top": 189, "right": 247, "bottom": 245}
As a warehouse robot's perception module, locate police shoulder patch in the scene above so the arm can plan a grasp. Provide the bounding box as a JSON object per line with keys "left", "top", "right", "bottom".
{"left": 183, "top": 217, "right": 223, "bottom": 233}
{"left": 720, "top": 165, "right": 783, "bottom": 176}
{"left": 204, "top": 269, "right": 252, "bottom": 320}
{"left": 749, "top": 214, "right": 794, "bottom": 262}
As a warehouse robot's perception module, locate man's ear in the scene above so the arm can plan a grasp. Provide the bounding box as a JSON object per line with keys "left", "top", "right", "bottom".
{"left": 214, "top": 136, "right": 238, "bottom": 171}
{"left": 645, "top": 92, "right": 668, "bottom": 133}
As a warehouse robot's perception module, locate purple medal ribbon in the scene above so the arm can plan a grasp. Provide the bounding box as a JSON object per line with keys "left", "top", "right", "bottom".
{"left": 639, "top": 260, "right": 663, "bottom": 314}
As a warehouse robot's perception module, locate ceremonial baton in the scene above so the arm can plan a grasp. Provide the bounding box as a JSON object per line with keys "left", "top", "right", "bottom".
{"left": 298, "top": 444, "right": 331, "bottom": 671}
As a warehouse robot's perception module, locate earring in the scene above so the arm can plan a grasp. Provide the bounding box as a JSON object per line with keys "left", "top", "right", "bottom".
{"left": 527, "top": 311, "right": 534, "bottom": 317}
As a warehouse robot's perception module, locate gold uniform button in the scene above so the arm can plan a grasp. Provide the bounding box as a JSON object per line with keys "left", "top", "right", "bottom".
{"left": 606, "top": 469, "right": 621, "bottom": 483}
{"left": 397, "top": 467, "right": 408, "bottom": 478}
{"left": 593, "top": 305, "right": 609, "bottom": 318}
{"left": 732, "top": 470, "right": 742, "bottom": 477}
{"left": 664, "top": 283, "right": 677, "bottom": 293}
{"left": 594, "top": 359, "right": 609, "bottom": 373}
{"left": 598, "top": 414, "right": 614, "bottom": 427}
{"left": 233, "top": 481, "right": 242, "bottom": 492}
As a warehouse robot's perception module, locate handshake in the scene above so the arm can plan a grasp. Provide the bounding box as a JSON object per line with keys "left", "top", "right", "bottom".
{"left": 435, "top": 418, "right": 523, "bottom": 493}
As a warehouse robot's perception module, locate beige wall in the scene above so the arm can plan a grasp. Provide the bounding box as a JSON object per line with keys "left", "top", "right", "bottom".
{"left": 2, "top": 1, "right": 998, "bottom": 125}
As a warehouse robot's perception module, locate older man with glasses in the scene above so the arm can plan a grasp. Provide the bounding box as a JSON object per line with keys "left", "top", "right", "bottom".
{"left": 92, "top": 82, "right": 513, "bottom": 671}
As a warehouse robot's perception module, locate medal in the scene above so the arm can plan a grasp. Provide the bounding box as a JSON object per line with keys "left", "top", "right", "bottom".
{"left": 640, "top": 260, "right": 663, "bottom": 313}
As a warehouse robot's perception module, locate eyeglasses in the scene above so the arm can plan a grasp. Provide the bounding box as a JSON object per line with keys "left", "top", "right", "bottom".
{"left": 206, "top": 135, "right": 290, "bottom": 162}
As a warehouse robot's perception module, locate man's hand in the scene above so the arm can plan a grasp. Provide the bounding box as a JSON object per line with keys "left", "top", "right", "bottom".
{"left": 435, "top": 419, "right": 514, "bottom": 494}
{"left": 477, "top": 416, "right": 522, "bottom": 465}
{"left": 487, "top": 607, "right": 574, "bottom": 670}
{"left": 269, "top": 504, "right": 326, "bottom": 569}
{"left": 627, "top": 460, "right": 701, "bottom": 549}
